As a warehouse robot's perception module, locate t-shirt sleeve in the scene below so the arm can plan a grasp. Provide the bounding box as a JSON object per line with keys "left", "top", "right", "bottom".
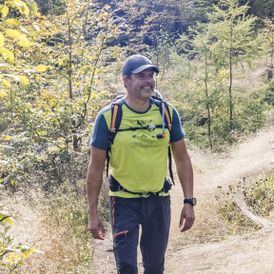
{"left": 170, "top": 106, "right": 186, "bottom": 143}
{"left": 89, "top": 108, "right": 109, "bottom": 151}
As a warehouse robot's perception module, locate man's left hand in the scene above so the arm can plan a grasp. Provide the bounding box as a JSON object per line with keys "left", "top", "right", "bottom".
{"left": 179, "top": 204, "right": 195, "bottom": 232}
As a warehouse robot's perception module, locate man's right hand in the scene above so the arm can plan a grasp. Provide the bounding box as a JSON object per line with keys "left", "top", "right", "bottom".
{"left": 88, "top": 212, "right": 105, "bottom": 240}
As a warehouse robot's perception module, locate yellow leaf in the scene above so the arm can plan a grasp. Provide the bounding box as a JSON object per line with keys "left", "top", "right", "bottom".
{"left": 3, "top": 135, "right": 12, "bottom": 141}
{"left": 0, "top": 90, "right": 8, "bottom": 98}
{"left": 5, "top": 29, "right": 32, "bottom": 48}
{"left": 1, "top": 5, "right": 9, "bottom": 18}
{"left": 0, "top": 47, "right": 15, "bottom": 64}
{"left": 35, "top": 64, "right": 48, "bottom": 73}
{"left": 5, "top": 28, "right": 22, "bottom": 39}
{"left": 4, "top": 18, "right": 20, "bottom": 27}
{"left": 25, "top": 0, "right": 38, "bottom": 14}
{"left": 0, "top": 212, "right": 15, "bottom": 224}
{"left": 0, "top": 32, "right": 4, "bottom": 47}
{"left": 2, "top": 78, "right": 11, "bottom": 88}
{"left": 18, "top": 39, "right": 32, "bottom": 48}
{"left": 19, "top": 75, "right": 29, "bottom": 86}
{"left": 10, "top": 0, "right": 29, "bottom": 17}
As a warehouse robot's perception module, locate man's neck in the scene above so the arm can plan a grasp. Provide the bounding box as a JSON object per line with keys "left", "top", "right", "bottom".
{"left": 125, "top": 95, "right": 150, "bottom": 112}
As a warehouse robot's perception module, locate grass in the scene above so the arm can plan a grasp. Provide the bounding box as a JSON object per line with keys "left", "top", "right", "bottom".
{"left": 1, "top": 182, "right": 94, "bottom": 274}
{"left": 244, "top": 174, "right": 274, "bottom": 217}
{"left": 215, "top": 172, "right": 274, "bottom": 234}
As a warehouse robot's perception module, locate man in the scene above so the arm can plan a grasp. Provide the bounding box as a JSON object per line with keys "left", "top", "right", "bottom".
{"left": 86, "top": 54, "right": 195, "bottom": 274}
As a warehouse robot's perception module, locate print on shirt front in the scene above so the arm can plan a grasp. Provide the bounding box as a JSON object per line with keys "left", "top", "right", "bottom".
{"left": 129, "top": 119, "right": 159, "bottom": 148}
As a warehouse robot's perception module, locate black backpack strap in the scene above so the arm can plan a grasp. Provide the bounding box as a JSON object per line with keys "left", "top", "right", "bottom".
{"left": 106, "top": 98, "right": 123, "bottom": 177}
{"left": 168, "top": 146, "right": 174, "bottom": 185}
{"left": 109, "top": 175, "right": 172, "bottom": 195}
{"left": 152, "top": 97, "right": 175, "bottom": 185}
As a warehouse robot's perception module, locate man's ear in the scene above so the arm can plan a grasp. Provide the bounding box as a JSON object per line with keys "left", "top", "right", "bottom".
{"left": 123, "top": 75, "right": 129, "bottom": 88}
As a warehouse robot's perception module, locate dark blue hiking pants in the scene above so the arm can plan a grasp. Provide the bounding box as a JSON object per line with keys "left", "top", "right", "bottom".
{"left": 110, "top": 195, "right": 171, "bottom": 274}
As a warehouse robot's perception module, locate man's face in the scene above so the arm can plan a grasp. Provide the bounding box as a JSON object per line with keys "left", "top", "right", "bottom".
{"left": 124, "top": 69, "right": 156, "bottom": 100}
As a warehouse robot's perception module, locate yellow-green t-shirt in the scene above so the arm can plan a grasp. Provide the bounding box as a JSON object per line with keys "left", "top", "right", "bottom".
{"left": 91, "top": 97, "right": 185, "bottom": 198}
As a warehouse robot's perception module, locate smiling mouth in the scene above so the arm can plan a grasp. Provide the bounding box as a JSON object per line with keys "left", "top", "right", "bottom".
{"left": 142, "top": 86, "right": 153, "bottom": 92}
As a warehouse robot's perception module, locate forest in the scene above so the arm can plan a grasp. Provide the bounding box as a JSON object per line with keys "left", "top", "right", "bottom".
{"left": 0, "top": 0, "right": 273, "bottom": 273}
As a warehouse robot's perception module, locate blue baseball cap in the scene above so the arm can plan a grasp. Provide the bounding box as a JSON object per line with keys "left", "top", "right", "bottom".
{"left": 122, "top": 54, "right": 159, "bottom": 76}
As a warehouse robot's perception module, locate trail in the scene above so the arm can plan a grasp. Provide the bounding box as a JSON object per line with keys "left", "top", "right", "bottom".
{"left": 91, "top": 127, "right": 274, "bottom": 274}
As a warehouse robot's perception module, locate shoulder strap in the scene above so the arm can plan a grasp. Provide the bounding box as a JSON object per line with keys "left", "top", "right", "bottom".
{"left": 106, "top": 97, "right": 123, "bottom": 177}
{"left": 151, "top": 96, "right": 172, "bottom": 132}
{"left": 109, "top": 101, "right": 123, "bottom": 144}
{"left": 152, "top": 96, "right": 175, "bottom": 185}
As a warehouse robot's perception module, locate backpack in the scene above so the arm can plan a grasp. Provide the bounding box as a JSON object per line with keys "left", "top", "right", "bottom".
{"left": 106, "top": 94, "right": 175, "bottom": 186}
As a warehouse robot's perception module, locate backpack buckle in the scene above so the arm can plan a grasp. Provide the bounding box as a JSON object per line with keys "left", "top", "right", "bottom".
{"left": 147, "top": 124, "right": 156, "bottom": 131}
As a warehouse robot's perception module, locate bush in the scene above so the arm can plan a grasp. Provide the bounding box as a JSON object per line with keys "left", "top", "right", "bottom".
{"left": 216, "top": 191, "right": 259, "bottom": 235}
{"left": 0, "top": 212, "right": 34, "bottom": 273}
{"left": 244, "top": 175, "right": 274, "bottom": 216}
{"left": 216, "top": 173, "right": 274, "bottom": 234}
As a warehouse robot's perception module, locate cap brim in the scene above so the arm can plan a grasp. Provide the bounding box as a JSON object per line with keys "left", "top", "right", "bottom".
{"left": 131, "top": 64, "right": 159, "bottom": 74}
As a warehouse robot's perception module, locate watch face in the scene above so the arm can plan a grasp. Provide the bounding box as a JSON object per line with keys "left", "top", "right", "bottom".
{"left": 192, "top": 198, "right": 197, "bottom": 206}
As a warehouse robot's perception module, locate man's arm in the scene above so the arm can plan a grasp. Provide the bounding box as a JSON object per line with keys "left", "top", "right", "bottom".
{"left": 86, "top": 146, "right": 107, "bottom": 240}
{"left": 171, "top": 139, "right": 195, "bottom": 232}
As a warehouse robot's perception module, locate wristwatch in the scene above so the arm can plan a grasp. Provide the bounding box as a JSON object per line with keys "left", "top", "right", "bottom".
{"left": 184, "top": 198, "right": 197, "bottom": 206}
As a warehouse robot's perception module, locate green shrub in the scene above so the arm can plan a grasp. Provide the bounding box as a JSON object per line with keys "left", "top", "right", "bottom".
{"left": 216, "top": 192, "right": 259, "bottom": 235}
{"left": 244, "top": 175, "right": 274, "bottom": 216}
{"left": 216, "top": 173, "right": 273, "bottom": 234}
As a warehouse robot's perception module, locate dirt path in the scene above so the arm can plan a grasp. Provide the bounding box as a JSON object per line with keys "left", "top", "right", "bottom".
{"left": 91, "top": 127, "right": 274, "bottom": 274}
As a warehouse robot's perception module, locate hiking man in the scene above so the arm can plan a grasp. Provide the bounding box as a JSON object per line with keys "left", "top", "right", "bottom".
{"left": 86, "top": 54, "right": 195, "bottom": 274}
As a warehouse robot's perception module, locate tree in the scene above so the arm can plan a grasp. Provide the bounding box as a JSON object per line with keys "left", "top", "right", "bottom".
{"left": 1, "top": 0, "right": 122, "bottom": 190}
{"left": 205, "top": 0, "right": 264, "bottom": 131}
{"left": 0, "top": 0, "right": 41, "bottom": 95}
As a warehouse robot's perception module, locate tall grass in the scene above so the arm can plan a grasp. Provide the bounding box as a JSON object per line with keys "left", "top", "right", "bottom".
{"left": 1, "top": 182, "right": 94, "bottom": 273}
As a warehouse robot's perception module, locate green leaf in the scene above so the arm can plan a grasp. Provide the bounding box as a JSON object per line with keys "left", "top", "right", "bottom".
{"left": 10, "top": 0, "right": 30, "bottom": 17}
{"left": 25, "top": 0, "right": 38, "bottom": 14}
{"left": 0, "top": 212, "right": 15, "bottom": 225}
{"left": 0, "top": 46, "right": 15, "bottom": 64}
{"left": 0, "top": 90, "right": 8, "bottom": 98}
{"left": 1, "top": 78, "right": 12, "bottom": 88}
{"left": 35, "top": 64, "right": 49, "bottom": 72}
{"left": 4, "top": 18, "right": 21, "bottom": 27}
{"left": 19, "top": 75, "right": 29, "bottom": 86}
{"left": 0, "top": 5, "right": 9, "bottom": 18}
{"left": 5, "top": 29, "right": 32, "bottom": 48}
{"left": 0, "top": 32, "right": 4, "bottom": 47}
{"left": 5, "top": 28, "right": 23, "bottom": 39}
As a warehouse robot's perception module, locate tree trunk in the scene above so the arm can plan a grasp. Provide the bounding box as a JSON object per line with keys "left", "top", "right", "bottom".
{"left": 228, "top": 24, "right": 233, "bottom": 131}
{"left": 204, "top": 53, "right": 213, "bottom": 150}
{"left": 67, "top": 16, "right": 73, "bottom": 99}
